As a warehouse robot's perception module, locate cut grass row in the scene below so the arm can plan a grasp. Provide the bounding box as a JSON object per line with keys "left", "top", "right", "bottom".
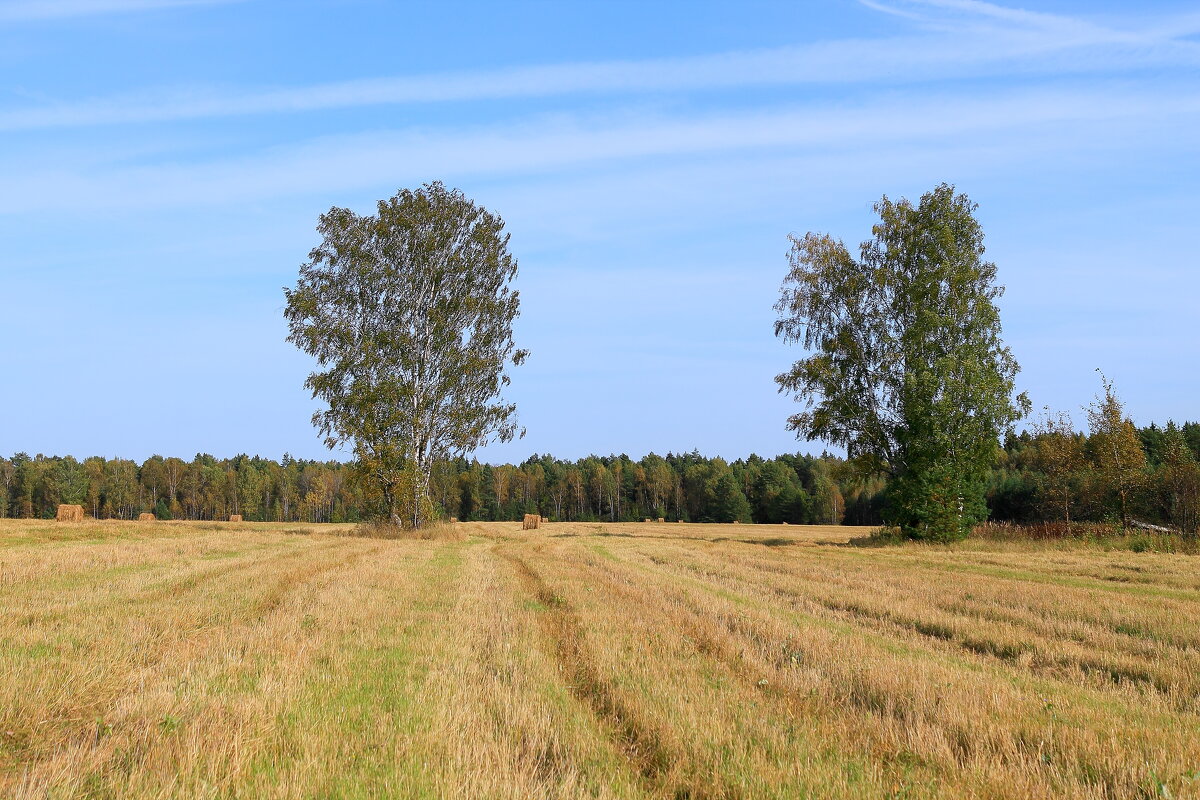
{"left": 1, "top": 519, "right": 1197, "bottom": 799}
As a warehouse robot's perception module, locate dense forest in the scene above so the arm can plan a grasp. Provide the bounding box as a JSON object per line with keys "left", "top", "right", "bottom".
{"left": 3, "top": 419, "right": 1198, "bottom": 531}
{"left": 0, "top": 450, "right": 853, "bottom": 526}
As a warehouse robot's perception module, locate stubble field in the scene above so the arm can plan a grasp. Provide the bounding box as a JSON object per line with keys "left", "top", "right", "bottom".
{"left": 1, "top": 518, "right": 1198, "bottom": 799}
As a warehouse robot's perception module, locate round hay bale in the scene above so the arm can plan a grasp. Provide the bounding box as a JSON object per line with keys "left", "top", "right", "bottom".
{"left": 56, "top": 504, "right": 84, "bottom": 523}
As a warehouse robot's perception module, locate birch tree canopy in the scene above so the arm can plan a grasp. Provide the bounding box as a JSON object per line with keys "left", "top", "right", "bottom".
{"left": 284, "top": 182, "right": 527, "bottom": 528}
{"left": 774, "top": 183, "right": 1028, "bottom": 541}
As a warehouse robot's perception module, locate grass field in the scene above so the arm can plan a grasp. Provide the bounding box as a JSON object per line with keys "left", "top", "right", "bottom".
{"left": 2, "top": 518, "right": 1198, "bottom": 799}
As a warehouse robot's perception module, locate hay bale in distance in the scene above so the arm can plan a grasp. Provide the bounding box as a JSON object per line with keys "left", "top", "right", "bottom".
{"left": 449, "top": 516, "right": 458, "bottom": 523}
{"left": 138, "top": 512, "right": 155, "bottom": 522}
{"left": 229, "top": 514, "right": 243, "bottom": 523}
{"left": 732, "top": 520, "right": 741, "bottom": 524}
{"left": 657, "top": 517, "right": 665, "bottom": 523}
{"left": 644, "top": 518, "right": 652, "bottom": 523}
{"left": 56, "top": 504, "right": 84, "bottom": 522}
{"left": 522, "top": 513, "right": 541, "bottom": 530}
{"left": 780, "top": 521, "right": 789, "bottom": 526}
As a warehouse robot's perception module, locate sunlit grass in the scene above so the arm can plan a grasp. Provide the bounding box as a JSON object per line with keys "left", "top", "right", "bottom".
{"left": 1, "top": 518, "right": 1197, "bottom": 798}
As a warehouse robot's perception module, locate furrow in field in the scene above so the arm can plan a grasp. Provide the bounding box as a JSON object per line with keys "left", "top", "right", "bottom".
{"left": 631, "top": 540, "right": 1200, "bottom": 710}
{"left": 496, "top": 545, "right": 684, "bottom": 798}
{"left": 580, "top": 536, "right": 1199, "bottom": 800}
{"left": 502, "top": 535, "right": 927, "bottom": 800}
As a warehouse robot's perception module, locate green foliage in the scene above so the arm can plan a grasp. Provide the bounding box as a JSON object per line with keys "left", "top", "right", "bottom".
{"left": 284, "top": 182, "right": 527, "bottom": 528}
{"left": 707, "top": 472, "right": 753, "bottom": 523}
{"left": 749, "top": 460, "right": 809, "bottom": 524}
{"left": 1086, "top": 374, "right": 1148, "bottom": 529}
{"left": 775, "top": 184, "right": 1028, "bottom": 540}
{"left": 1158, "top": 423, "right": 1200, "bottom": 533}
{"left": 885, "top": 458, "right": 989, "bottom": 543}
{"left": 1027, "top": 408, "right": 1084, "bottom": 527}
{"left": 3, "top": 432, "right": 1198, "bottom": 533}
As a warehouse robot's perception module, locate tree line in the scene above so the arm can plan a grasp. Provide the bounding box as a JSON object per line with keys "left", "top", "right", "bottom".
{"left": 0, "top": 450, "right": 855, "bottom": 525}
{"left": 990, "top": 415, "right": 1200, "bottom": 533}
{"left": 3, "top": 413, "right": 1197, "bottom": 531}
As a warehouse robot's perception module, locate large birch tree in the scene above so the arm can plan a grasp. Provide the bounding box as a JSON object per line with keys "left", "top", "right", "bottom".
{"left": 774, "top": 183, "right": 1028, "bottom": 541}
{"left": 284, "top": 182, "right": 527, "bottom": 529}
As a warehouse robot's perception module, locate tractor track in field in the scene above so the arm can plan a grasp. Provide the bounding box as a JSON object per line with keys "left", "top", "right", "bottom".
{"left": 494, "top": 545, "right": 709, "bottom": 799}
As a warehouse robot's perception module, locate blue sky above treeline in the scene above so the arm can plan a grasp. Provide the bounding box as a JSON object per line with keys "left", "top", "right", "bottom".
{"left": 2, "top": 0, "right": 1197, "bottom": 463}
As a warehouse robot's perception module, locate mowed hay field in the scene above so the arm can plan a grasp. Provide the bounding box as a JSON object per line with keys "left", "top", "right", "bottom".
{"left": 2, "top": 519, "right": 1199, "bottom": 799}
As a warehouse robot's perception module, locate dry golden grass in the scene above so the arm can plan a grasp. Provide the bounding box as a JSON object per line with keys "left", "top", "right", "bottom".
{"left": 1, "top": 517, "right": 1197, "bottom": 799}
{"left": 55, "top": 504, "right": 84, "bottom": 522}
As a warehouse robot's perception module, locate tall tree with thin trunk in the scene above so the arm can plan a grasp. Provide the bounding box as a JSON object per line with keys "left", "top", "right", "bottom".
{"left": 1087, "top": 372, "right": 1146, "bottom": 529}
{"left": 774, "top": 184, "right": 1028, "bottom": 541}
{"left": 285, "top": 182, "right": 527, "bottom": 528}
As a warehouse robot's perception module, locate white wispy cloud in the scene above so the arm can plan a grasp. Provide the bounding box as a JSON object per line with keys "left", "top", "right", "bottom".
{"left": 1, "top": 2, "right": 1197, "bottom": 130}
{"left": 2, "top": 81, "right": 1196, "bottom": 215}
{"left": 0, "top": 0, "right": 238, "bottom": 21}
{"left": 873, "top": 0, "right": 1091, "bottom": 30}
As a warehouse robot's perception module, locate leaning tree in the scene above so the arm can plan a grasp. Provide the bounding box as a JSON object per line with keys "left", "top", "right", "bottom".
{"left": 284, "top": 182, "right": 527, "bottom": 529}
{"left": 774, "top": 183, "right": 1028, "bottom": 541}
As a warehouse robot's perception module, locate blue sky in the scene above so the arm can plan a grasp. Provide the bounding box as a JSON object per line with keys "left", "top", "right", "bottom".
{"left": 2, "top": 0, "right": 1198, "bottom": 464}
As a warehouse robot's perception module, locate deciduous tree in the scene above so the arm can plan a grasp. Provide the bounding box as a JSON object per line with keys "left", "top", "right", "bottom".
{"left": 1159, "top": 423, "right": 1200, "bottom": 533}
{"left": 774, "top": 184, "right": 1028, "bottom": 541}
{"left": 285, "top": 182, "right": 527, "bottom": 528}
{"left": 1028, "top": 408, "right": 1084, "bottom": 529}
{"left": 1086, "top": 373, "right": 1147, "bottom": 529}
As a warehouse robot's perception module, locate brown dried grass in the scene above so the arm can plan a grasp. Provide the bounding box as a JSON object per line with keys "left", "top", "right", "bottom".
{"left": 350, "top": 520, "right": 464, "bottom": 541}
{"left": 3, "top": 518, "right": 1198, "bottom": 799}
